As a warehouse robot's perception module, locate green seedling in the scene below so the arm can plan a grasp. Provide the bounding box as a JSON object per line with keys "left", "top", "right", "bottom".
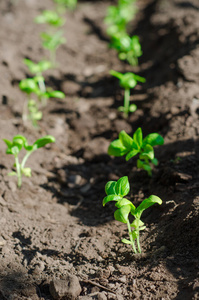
{"left": 103, "top": 176, "right": 162, "bottom": 253}
{"left": 19, "top": 77, "right": 65, "bottom": 126}
{"left": 3, "top": 135, "right": 55, "bottom": 188}
{"left": 40, "top": 30, "right": 66, "bottom": 66}
{"left": 105, "top": 1, "right": 137, "bottom": 37}
{"left": 53, "top": 0, "right": 77, "bottom": 12}
{"left": 27, "top": 99, "right": 42, "bottom": 128}
{"left": 24, "top": 59, "right": 52, "bottom": 94}
{"left": 35, "top": 10, "right": 65, "bottom": 27}
{"left": 19, "top": 77, "right": 65, "bottom": 103}
{"left": 110, "top": 70, "right": 145, "bottom": 117}
{"left": 111, "top": 34, "right": 142, "bottom": 66}
{"left": 108, "top": 128, "right": 164, "bottom": 176}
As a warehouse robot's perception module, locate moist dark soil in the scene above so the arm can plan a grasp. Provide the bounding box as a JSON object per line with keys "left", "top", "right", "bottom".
{"left": 0, "top": 0, "right": 199, "bottom": 299}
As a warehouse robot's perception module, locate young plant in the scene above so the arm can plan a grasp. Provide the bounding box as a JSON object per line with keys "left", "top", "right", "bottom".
{"left": 53, "top": 0, "right": 77, "bottom": 12}
{"left": 110, "top": 34, "right": 142, "bottom": 66}
{"left": 19, "top": 77, "right": 65, "bottom": 126}
{"left": 24, "top": 59, "right": 52, "bottom": 95}
{"left": 103, "top": 176, "right": 162, "bottom": 253}
{"left": 3, "top": 135, "right": 55, "bottom": 188}
{"left": 110, "top": 70, "right": 145, "bottom": 117}
{"left": 40, "top": 30, "right": 66, "bottom": 66}
{"left": 19, "top": 77, "right": 65, "bottom": 104}
{"left": 105, "top": 0, "right": 137, "bottom": 37}
{"left": 35, "top": 10, "right": 65, "bottom": 27}
{"left": 108, "top": 128, "right": 164, "bottom": 176}
{"left": 27, "top": 99, "right": 42, "bottom": 128}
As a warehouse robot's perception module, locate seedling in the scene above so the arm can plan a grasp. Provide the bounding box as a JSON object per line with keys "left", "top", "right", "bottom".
{"left": 40, "top": 30, "right": 66, "bottom": 66}
{"left": 19, "top": 77, "right": 65, "bottom": 126}
{"left": 103, "top": 176, "right": 162, "bottom": 253}
{"left": 3, "top": 135, "right": 55, "bottom": 188}
{"left": 105, "top": 1, "right": 137, "bottom": 37}
{"left": 27, "top": 99, "right": 42, "bottom": 128}
{"left": 108, "top": 128, "right": 164, "bottom": 176}
{"left": 19, "top": 77, "right": 65, "bottom": 104}
{"left": 35, "top": 10, "right": 65, "bottom": 27}
{"left": 111, "top": 34, "right": 142, "bottom": 66}
{"left": 110, "top": 70, "right": 145, "bottom": 117}
{"left": 53, "top": 0, "right": 77, "bottom": 12}
{"left": 24, "top": 59, "right": 52, "bottom": 95}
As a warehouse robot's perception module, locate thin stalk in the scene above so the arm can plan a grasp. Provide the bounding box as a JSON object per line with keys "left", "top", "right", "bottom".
{"left": 15, "top": 156, "right": 22, "bottom": 188}
{"left": 124, "top": 88, "right": 130, "bottom": 117}
{"left": 136, "top": 227, "right": 141, "bottom": 253}
{"left": 127, "top": 219, "right": 137, "bottom": 254}
{"left": 50, "top": 50, "right": 56, "bottom": 68}
{"left": 21, "top": 150, "right": 34, "bottom": 170}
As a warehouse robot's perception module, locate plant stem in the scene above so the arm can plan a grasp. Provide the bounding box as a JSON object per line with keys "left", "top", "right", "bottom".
{"left": 50, "top": 50, "right": 56, "bottom": 68}
{"left": 21, "top": 151, "right": 34, "bottom": 170}
{"left": 126, "top": 219, "right": 137, "bottom": 253}
{"left": 15, "top": 156, "right": 22, "bottom": 188}
{"left": 124, "top": 88, "right": 130, "bottom": 117}
{"left": 136, "top": 228, "right": 141, "bottom": 253}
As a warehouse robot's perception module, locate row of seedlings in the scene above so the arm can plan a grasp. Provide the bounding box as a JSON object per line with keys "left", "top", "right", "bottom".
{"left": 103, "top": 0, "right": 164, "bottom": 253}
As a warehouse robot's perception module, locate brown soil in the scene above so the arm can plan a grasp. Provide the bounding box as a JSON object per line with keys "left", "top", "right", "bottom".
{"left": 0, "top": 0, "right": 199, "bottom": 299}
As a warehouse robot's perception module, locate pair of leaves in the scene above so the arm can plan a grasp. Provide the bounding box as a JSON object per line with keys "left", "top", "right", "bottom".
{"left": 111, "top": 34, "right": 142, "bottom": 57}
{"left": 19, "top": 77, "right": 65, "bottom": 99}
{"left": 110, "top": 70, "right": 145, "bottom": 90}
{"left": 3, "top": 135, "right": 55, "bottom": 155}
{"left": 103, "top": 176, "right": 162, "bottom": 225}
{"left": 35, "top": 10, "right": 65, "bottom": 27}
{"left": 41, "top": 30, "right": 66, "bottom": 51}
{"left": 108, "top": 128, "right": 164, "bottom": 162}
{"left": 24, "top": 59, "right": 52, "bottom": 75}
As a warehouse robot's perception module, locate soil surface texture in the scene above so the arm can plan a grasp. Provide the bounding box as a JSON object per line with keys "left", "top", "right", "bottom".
{"left": 0, "top": 0, "right": 199, "bottom": 299}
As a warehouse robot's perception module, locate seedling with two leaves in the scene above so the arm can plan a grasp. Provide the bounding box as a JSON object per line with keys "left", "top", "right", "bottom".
{"left": 3, "top": 135, "right": 55, "bottom": 188}
{"left": 53, "top": 0, "right": 77, "bottom": 12}
{"left": 110, "top": 34, "right": 142, "bottom": 66}
{"left": 108, "top": 128, "right": 164, "bottom": 176}
{"left": 105, "top": 0, "right": 137, "bottom": 37}
{"left": 103, "top": 176, "right": 162, "bottom": 253}
{"left": 19, "top": 77, "right": 65, "bottom": 127}
{"left": 24, "top": 58, "right": 52, "bottom": 99}
{"left": 35, "top": 10, "right": 66, "bottom": 66}
{"left": 110, "top": 70, "right": 145, "bottom": 117}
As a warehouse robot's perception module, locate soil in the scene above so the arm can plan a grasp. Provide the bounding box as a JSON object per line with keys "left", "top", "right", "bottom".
{"left": 0, "top": 0, "right": 199, "bottom": 299}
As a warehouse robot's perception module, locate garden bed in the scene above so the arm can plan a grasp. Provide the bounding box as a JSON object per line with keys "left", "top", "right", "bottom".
{"left": 0, "top": 0, "right": 198, "bottom": 299}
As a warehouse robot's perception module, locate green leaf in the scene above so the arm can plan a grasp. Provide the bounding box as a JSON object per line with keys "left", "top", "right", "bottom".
{"left": 108, "top": 139, "right": 128, "bottom": 157}
{"left": 115, "top": 198, "right": 135, "bottom": 212}
{"left": 122, "top": 238, "right": 132, "bottom": 245}
{"left": 103, "top": 194, "right": 123, "bottom": 206}
{"left": 8, "top": 171, "right": 17, "bottom": 176}
{"left": 120, "top": 73, "right": 137, "bottom": 89}
{"left": 133, "top": 128, "right": 142, "bottom": 148}
{"left": 131, "top": 219, "right": 144, "bottom": 229}
{"left": 46, "top": 90, "right": 65, "bottom": 99}
{"left": 114, "top": 204, "right": 131, "bottom": 223}
{"left": 119, "top": 130, "right": 134, "bottom": 149}
{"left": 135, "top": 195, "right": 162, "bottom": 218}
{"left": 115, "top": 176, "right": 130, "bottom": 197}
{"left": 33, "top": 135, "right": 55, "bottom": 149}
{"left": 129, "top": 104, "right": 137, "bottom": 112}
{"left": 3, "top": 139, "right": 12, "bottom": 148}
{"left": 110, "top": 70, "right": 123, "bottom": 80}
{"left": 105, "top": 181, "right": 117, "bottom": 195}
{"left": 22, "top": 167, "right": 31, "bottom": 177}
{"left": 140, "top": 144, "right": 154, "bottom": 160}
{"left": 125, "top": 148, "right": 139, "bottom": 161}
{"left": 19, "top": 78, "right": 38, "bottom": 94}
{"left": 152, "top": 158, "right": 158, "bottom": 166}
{"left": 143, "top": 133, "right": 164, "bottom": 147}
